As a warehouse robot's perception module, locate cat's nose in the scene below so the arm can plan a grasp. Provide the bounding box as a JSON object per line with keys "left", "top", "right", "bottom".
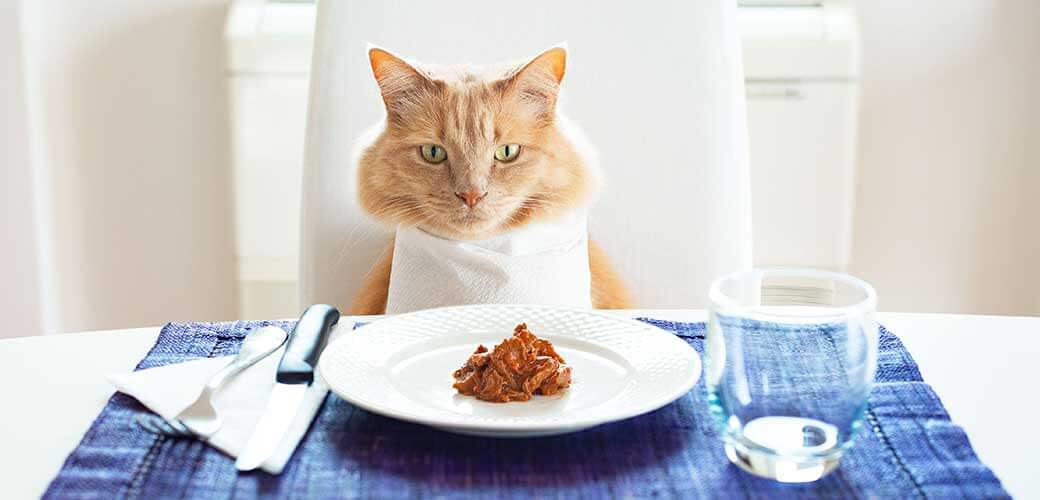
{"left": 455, "top": 189, "right": 487, "bottom": 209}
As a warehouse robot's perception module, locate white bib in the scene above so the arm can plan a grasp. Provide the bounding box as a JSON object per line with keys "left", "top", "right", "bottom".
{"left": 386, "top": 212, "right": 593, "bottom": 314}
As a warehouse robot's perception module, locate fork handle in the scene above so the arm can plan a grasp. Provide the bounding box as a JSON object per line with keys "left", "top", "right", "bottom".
{"left": 204, "top": 329, "right": 286, "bottom": 393}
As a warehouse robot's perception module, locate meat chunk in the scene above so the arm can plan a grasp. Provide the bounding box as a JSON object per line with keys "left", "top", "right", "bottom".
{"left": 451, "top": 323, "right": 573, "bottom": 402}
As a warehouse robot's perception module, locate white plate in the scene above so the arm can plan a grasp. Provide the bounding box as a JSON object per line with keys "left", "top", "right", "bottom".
{"left": 318, "top": 305, "right": 701, "bottom": 437}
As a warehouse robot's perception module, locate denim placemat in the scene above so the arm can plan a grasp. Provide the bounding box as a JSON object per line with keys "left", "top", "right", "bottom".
{"left": 45, "top": 319, "right": 1008, "bottom": 499}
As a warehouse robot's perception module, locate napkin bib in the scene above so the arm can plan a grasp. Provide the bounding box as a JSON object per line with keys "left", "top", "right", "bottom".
{"left": 386, "top": 211, "right": 593, "bottom": 314}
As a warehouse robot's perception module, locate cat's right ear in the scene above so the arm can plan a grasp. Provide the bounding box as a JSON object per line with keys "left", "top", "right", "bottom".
{"left": 368, "top": 47, "right": 434, "bottom": 122}
{"left": 501, "top": 47, "right": 567, "bottom": 125}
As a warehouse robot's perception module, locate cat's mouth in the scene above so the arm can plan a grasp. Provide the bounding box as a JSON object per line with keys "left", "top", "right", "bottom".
{"left": 448, "top": 208, "right": 494, "bottom": 228}
{"left": 421, "top": 204, "right": 510, "bottom": 240}
{"left": 411, "top": 192, "right": 529, "bottom": 240}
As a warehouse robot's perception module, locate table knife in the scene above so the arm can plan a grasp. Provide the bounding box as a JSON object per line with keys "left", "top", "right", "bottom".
{"left": 235, "top": 304, "right": 340, "bottom": 471}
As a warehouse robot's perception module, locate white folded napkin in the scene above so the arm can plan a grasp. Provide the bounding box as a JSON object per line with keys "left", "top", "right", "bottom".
{"left": 108, "top": 341, "right": 331, "bottom": 474}
{"left": 386, "top": 210, "right": 593, "bottom": 314}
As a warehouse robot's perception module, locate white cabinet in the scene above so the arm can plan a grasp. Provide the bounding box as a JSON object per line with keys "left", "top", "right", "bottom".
{"left": 740, "top": 0, "right": 860, "bottom": 270}
{"left": 746, "top": 81, "right": 859, "bottom": 269}
{"left": 225, "top": 1, "right": 314, "bottom": 319}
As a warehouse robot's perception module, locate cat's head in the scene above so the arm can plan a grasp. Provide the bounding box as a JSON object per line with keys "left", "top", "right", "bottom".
{"left": 355, "top": 46, "right": 599, "bottom": 240}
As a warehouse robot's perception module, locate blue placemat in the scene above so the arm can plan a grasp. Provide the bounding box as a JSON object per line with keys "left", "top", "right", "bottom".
{"left": 44, "top": 319, "right": 1008, "bottom": 499}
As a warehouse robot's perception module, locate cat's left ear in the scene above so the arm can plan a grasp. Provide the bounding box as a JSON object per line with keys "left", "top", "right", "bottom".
{"left": 368, "top": 47, "right": 436, "bottom": 123}
{"left": 502, "top": 47, "right": 567, "bottom": 122}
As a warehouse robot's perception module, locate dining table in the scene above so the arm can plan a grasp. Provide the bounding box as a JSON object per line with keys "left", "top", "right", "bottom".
{"left": 2, "top": 310, "right": 1037, "bottom": 499}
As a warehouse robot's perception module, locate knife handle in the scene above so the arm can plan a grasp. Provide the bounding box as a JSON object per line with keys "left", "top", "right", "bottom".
{"left": 276, "top": 304, "right": 340, "bottom": 385}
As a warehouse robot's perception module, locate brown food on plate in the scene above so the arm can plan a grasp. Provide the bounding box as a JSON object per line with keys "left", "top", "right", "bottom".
{"left": 452, "top": 323, "right": 572, "bottom": 403}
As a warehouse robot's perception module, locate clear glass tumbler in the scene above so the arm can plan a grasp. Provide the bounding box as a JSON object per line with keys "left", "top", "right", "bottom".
{"left": 706, "top": 268, "right": 878, "bottom": 483}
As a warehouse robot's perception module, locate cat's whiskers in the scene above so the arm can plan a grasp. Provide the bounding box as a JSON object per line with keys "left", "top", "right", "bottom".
{"left": 369, "top": 198, "right": 429, "bottom": 222}
{"left": 345, "top": 209, "right": 438, "bottom": 293}
{"left": 518, "top": 197, "right": 569, "bottom": 212}
{"left": 330, "top": 198, "right": 430, "bottom": 282}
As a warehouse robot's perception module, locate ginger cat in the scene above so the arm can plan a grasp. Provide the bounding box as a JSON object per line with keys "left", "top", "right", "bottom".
{"left": 350, "top": 47, "right": 630, "bottom": 314}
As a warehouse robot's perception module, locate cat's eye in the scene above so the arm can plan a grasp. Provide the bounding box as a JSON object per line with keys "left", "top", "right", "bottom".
{"left": 494, "top": 144, "right": 521, "bottom": 163}
{"left": 420, "top": 144, "right": 447, "bottom": 164}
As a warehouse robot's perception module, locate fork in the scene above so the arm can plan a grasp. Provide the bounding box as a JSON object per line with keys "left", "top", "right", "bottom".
{"left": 135, "top": 325, "right": 288, "bottom": 439}
{"left": 136, "top": 413, "right": 195, "bottom": 438}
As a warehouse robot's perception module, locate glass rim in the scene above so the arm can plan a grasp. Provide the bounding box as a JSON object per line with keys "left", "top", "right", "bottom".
{"left": 709, "top": 267, "right": 878, "bottom": 320}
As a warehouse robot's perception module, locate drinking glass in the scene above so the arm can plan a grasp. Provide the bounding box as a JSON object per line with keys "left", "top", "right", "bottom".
{"left": 705, "top": 268, "right": 878, "bottom": 483}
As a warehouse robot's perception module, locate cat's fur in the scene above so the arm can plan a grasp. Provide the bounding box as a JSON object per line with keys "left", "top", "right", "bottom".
{"left": 350, "top": 47, "right": 630, "bottom": 314}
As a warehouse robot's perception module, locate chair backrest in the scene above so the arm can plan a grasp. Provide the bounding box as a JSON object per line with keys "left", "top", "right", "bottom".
{"left": 300, "top": 0, "right": 751, "bottom": 310}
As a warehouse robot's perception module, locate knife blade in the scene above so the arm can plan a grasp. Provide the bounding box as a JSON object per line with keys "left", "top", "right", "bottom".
{"left": 235, "top": 304, "right": 340, "bottom": 471}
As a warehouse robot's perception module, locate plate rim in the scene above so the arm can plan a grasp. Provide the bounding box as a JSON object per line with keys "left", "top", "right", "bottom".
{"left": 318, "top": 304, "right": 701, "bottom": 433}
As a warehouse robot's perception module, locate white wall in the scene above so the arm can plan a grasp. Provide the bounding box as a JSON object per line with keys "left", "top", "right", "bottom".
{"left": 5, "top": 0, "right": 1038, "bottom": 334}
{"left": 850, "top": 0, "right": 1040, "bottom": 316}
{"left": 19, "top": 0, "right": 238, "bottom": 333}
{"left": 1032, "top": 99, "right": 1040, "bottom": 315}
{"left": 0, "top": 0, "right": 47, "bottom": 338}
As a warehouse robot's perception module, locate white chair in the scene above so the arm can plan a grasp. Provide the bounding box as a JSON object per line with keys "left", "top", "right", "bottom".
{"left": 300, "top": 0, "right": 751, "bottom": 310}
